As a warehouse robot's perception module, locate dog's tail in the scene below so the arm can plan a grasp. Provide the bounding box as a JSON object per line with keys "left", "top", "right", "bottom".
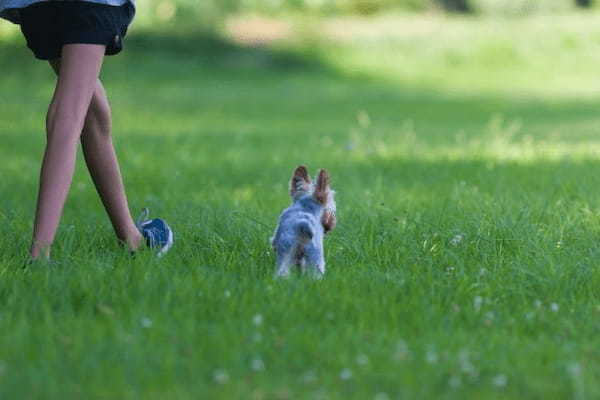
{"left": 295, "top": 221, "right": 314, "bottom": 244}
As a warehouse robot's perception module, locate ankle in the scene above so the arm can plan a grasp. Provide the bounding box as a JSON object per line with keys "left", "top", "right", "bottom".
{"left": 30, "top": 240, "right": 51, "bottom": 260}
{"left": 125, "top": 228, "right": 144, "bottom": 252}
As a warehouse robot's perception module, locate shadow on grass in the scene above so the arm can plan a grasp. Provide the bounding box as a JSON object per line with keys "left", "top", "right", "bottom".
{"left": 125, "top": 28, "right": 333, "bottom": 74}
{"left": 0, "top": 26, "right": 333, "bottom": 75}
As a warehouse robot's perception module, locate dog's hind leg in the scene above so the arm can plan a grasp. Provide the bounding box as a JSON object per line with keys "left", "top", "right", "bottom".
{"left": 275, "top": 252, "right": 293, "bottom": 278}
{"left": 304, "top": 244, "right": 325, "bottom": 278}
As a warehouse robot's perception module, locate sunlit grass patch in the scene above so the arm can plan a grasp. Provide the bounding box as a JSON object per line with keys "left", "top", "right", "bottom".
{"left": 225, "top": 12, "right": 600, "bottom": 96}
{"left": 344, "top": 113, "right": 600, "bottom": 163}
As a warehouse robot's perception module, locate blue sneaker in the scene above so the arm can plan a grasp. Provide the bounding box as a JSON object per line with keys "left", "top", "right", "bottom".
{"left": 136, "top": 208, "right": 174, "bottom": 257}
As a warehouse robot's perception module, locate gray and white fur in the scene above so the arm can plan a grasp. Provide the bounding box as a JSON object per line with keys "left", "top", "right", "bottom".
{"left": 271, "top": 166, "right": 337, "bottom": 277}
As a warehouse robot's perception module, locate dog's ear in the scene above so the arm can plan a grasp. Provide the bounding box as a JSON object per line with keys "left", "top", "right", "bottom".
{"left": 322, "top": 211, "right": 336, "bottom": 234}
{"left": 315, "top": 169, "right": 336, "bottom": 233}
{"left": 290, "top": 165, "right": 311, "bottom": 198}
{"left": 313, "top": 169, "right": 330, "bottom": 205}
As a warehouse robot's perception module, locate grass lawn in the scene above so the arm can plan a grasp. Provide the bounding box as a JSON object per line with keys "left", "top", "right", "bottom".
{"left": 2, "top": 12, "right": 600, "bottom": 399}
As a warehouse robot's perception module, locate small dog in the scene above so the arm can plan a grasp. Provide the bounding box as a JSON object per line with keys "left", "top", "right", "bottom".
{"left": 271, "top": 165, "right": 337, "bottom": 277}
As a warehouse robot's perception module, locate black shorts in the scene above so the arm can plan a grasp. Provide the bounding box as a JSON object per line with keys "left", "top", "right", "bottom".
{"left": 18, "top": 1, "right": 135, "bottom": 60}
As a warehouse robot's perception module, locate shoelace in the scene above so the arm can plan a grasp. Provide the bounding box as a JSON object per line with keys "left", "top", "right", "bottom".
{"left": 135, "top": 207, "right": 150, "bottom": 231}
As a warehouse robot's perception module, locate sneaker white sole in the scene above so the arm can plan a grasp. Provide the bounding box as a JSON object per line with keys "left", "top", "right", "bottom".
{"left": 156, "top": 225, "right": 174, "bottom": 258}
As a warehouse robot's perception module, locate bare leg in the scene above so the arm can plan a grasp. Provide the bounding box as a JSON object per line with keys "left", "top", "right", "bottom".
{"left": 31, "top": 44, "right": 110, "bottom": 259}
{"left": 48, "top": 60, "right": 142, "bottom": 252}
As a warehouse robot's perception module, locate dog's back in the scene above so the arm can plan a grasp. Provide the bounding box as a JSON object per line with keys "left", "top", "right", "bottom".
{"left": 272, "top": 196, "right": 325, "bottom": 267}
{"left": 272, "top": 166, "right": 335, "bottom": 277}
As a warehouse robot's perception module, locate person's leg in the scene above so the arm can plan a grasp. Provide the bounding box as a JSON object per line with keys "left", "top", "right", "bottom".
{"left": 48, "top": 59, "right": 143, "bottom": 252}
{"left": 31, "top": 44, "right": 107, "bottom": 259}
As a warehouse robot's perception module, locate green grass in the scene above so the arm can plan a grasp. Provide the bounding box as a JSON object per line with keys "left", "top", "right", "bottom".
{"left": 2, "top": 12, "right": 600, "bottom": 399}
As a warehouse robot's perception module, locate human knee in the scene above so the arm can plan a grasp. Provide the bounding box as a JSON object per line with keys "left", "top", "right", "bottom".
{"left": 45, "top": 102, "right": 84, "bottom": 143}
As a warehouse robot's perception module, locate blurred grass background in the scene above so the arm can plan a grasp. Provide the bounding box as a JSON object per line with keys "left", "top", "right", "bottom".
{"left": 1, "top": 0, "right": 596, "bottom": 38}
{"left": 3, "top": 1, "right": 600, "bottom": 398}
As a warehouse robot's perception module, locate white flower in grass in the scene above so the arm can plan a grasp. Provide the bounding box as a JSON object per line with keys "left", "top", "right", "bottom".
{"left": 140, "top": 317, "right": 153, "bottom": 328}
{"left": 551, "top": 303, "right": 559, "bottom": 312}
{"left": 356, "top": 354, "right": 369, "bottom": 366}
{"left": 302, "top": 370, "right": 317, "bottom": 384}
{"left": 473, "top": 296, "right": 483, "bottom": 313}
{"left": 567, "top": 362, "right": 582, "bottom": 377}
{"left": 426, "top": 349, "right": 438, "bottom": 364}
{"left": 253, "top": 314, "right": 263, "bottom": 326}
{"left": 340, "top": 368, "right": 353, "bottom": 380}
{"left": 458, "top": 351, "right": 471, "bottom": 369}
{"left": 224, "top": 290, "right": 231, "bottom": 298}
{"left": 251, "top": 358, "right": 265, "bottom": 372}
{"left": 525, "top": 311, "right": 534, "bottom": 321}
{"left": 479, "top": 268, "right": 488, "bottom": 277}
{"left": 450, "top": 234, "right": 464, "bottom": 246}
{"left": 567, "top": 362, "right": 585, "bottom": 400}
{"left": 492, "top": 374, "right": 507, "bottom": 387}
{"left": 449, "top": 375, "right": 462, "bottom": 388}
{"left": 458, "top": 350, "right": 478, "bottom": 378}
{"left": 393, "top": 340, "right": 410, "bottom": 361}
{"left": 213, "top": 369, "right": 229, "bottom": 384}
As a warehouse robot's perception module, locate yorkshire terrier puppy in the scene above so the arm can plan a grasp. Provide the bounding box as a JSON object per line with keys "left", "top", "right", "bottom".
{"left": 271, "top": 166, "right": 336, "bottom": 277}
